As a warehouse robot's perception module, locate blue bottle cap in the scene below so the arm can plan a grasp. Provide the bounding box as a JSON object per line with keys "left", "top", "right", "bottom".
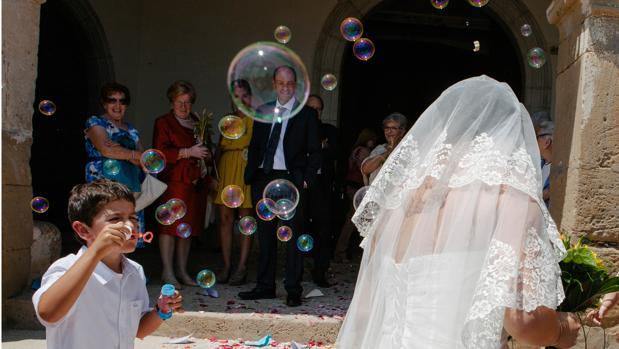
{"left": 161, "top": 284, "right": 175, "bottom": 297}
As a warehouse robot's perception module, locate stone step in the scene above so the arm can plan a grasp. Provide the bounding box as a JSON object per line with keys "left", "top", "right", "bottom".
{"left": 153, "top": 312, "right": 342, "bottom": 344}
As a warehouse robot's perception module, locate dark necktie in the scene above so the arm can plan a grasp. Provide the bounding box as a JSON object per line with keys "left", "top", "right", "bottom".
{"left": 263, "top": 107, "right": 285, "bottom": 173}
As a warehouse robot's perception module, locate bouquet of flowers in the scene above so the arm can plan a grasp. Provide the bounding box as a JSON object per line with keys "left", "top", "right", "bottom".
{"left": 194, "top": 107, "right": 216, "bottom": 150}
{"left": 550, "top": 235, "right": 619, "bottom": 348}
{"left": 558, "top": 235, "right": 619, "bottom": 313}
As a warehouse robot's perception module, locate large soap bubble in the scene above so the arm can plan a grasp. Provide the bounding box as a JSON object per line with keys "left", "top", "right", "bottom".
{"left": 227, "top": 42, "right": 310, "bottom": 123}
{"left": 263, "top": 179, "right": 299, "bottom": 215}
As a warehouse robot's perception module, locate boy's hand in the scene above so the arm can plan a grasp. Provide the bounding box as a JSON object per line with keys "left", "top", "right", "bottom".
{"left": 90, "top": 222, "right": 128, "bottom": 259}
{"left": 157, "top": 290, "right": 184, "bottom": 314}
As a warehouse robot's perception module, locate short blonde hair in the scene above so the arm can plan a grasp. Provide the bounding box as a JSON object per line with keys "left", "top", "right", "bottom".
{"left": 166, "top": 80, "right": 196, "bottom": 103}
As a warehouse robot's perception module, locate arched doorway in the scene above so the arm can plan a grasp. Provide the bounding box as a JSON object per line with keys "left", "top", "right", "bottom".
{"left": 31, "top": 0, "right": 114, "bottom": 251}
{"left": 313, "top": 0, "right": 552, "bottom": 151}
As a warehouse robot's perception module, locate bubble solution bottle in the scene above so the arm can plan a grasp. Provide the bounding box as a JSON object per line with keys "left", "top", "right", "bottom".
{"left": 158, "top": 284, "right": 175, "bottom": 320}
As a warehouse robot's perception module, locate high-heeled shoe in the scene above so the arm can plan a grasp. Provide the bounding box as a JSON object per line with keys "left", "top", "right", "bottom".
{"left": 229, "top": 268, "right": 247, "bottom": 286}
{"left": 175, "top": 269, "right": 198, "bottom": 287}
{"left": 178, "top": 274, "right": 198, "bottom": 287}
{"left": 162, "top": 273, "right": 182, "bottom": 290}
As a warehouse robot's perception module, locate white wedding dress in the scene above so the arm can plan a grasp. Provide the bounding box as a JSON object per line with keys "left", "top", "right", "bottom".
{"left": 336, "top": 76, "right": 566, "bottom": 349}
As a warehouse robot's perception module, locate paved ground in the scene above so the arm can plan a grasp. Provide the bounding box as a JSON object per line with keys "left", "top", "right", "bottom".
{"left": 133, "top": 233, "right": 361, "bottom": 317}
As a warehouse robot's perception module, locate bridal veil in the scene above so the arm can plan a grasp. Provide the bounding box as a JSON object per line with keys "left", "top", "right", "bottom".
{"left": 336, "top": 76, "right": 566, "bottom": 348}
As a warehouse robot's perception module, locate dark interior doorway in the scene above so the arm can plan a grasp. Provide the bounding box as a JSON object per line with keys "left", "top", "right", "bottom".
{"left": 339, "top": 0, "right": 523, "bottom": 152}
{"left": 31, "top": 0, "right": 108, "bottom": 252}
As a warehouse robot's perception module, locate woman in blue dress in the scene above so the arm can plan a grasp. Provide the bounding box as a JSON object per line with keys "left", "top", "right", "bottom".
{"left": 84, "top": 82, "right": 145, "bottom": 231}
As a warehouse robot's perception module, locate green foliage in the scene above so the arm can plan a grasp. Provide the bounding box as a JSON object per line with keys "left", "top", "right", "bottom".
{"left": 558, "top": 235, "right": 619, "bottom": 312}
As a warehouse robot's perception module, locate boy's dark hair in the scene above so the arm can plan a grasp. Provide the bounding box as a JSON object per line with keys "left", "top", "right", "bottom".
{"left": 68, "top": 180, "right": 135, "bottom": 227}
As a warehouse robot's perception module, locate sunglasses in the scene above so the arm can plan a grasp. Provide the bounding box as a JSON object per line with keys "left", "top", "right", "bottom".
{"left": 106, "top": 97, "right": 128, "bottom": 105}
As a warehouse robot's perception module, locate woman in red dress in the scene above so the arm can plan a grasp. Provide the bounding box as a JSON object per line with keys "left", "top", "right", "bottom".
{"left": 153, "top": 81, "right": 212, "bottom": 288}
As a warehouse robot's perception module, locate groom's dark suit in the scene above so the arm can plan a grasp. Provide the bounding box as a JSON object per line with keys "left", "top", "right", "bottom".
{"left": 244, "top": 101, "right": 321, "bottom": 298}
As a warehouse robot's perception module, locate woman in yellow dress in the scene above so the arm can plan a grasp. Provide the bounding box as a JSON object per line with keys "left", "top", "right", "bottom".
{"left": 214, "top": 79, "right": 254, "bottom": 285}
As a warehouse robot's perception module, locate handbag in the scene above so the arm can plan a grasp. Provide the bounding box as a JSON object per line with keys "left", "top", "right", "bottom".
{"left": 134, "top": 174, "right": 168, "bottom": 211}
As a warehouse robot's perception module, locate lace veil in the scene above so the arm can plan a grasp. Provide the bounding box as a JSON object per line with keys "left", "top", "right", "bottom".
{"left": 336, "top": 76, "right": 566, "bottom": 348}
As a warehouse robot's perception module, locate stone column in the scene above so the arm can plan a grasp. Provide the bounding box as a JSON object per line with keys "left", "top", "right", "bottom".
{"left": 2, "top": 0, "right": 46, "bottom": 302}
{"left": 547, "top": 0, "right": 619, "bottom": 268}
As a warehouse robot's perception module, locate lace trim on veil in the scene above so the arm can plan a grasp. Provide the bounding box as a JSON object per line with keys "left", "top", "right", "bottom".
{"left": 352, "top": 132, "right": 565, "bottom": 258}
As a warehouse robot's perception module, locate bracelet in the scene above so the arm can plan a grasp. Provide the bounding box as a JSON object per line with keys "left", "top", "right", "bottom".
{"left": 155, "top": 304, "right": 172, "bottom": 321}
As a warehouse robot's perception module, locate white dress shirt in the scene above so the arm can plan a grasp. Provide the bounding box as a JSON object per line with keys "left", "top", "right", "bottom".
{"left": 260, "top": 97, "right": 295, "bottom": 171}
{"left": 32, "top": 247, "right": 151, "bottom": 349}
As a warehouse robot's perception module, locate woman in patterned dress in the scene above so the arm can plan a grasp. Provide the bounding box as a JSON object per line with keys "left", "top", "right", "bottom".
{"left": 84, "top": 82, "right": 145, "bottom": 231}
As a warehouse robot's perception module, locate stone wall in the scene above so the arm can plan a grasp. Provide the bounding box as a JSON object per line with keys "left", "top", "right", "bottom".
{"left": 2, "top": 0, "right": 45, "bottom": 306}
{"left": 547, "top": 0, "right": 619, "bottom": 264}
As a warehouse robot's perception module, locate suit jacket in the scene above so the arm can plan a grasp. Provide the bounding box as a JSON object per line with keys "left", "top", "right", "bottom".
{"left": 244, "top": 102, "right": 322, "bottom": 188}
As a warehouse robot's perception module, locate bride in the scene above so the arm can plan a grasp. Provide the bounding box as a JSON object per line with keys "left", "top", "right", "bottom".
{"left": 336, "top": 76, "right": 581, "bottom": 348}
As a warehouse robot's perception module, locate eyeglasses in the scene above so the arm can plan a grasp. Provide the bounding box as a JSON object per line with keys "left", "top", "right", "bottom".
{"left": 383, "top": 126, "right": 403, "bottom": 132}
{"left": 275, "top": 80, "right": 296, "bottom": 89}
{"left": 106, "top": 97, "right": 128, "bottom": 105}
{"left": 537, "top": 133, "right": 552, "bottom": 138}
{"left": 174, "top": 101, "right": 192, "bottom": 107}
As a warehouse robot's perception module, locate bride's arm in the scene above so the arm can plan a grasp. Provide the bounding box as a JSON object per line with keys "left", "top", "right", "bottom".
{"left": 503, "top": 307, "right": 580, "bottom": 348}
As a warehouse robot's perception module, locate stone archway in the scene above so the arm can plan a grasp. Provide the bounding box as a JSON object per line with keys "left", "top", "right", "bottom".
{"left": 46, "top": 0, "right": 115, "bottom": 112}
{"left": 312, "top": 0, "right": 554, "bottom": 126}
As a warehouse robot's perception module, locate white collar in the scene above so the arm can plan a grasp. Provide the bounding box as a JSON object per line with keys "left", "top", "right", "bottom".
{"left": 276, "top": 97, "right": 296, "bottom": 111}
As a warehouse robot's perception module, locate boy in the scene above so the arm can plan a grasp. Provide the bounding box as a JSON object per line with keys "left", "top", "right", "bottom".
{"left": 32, "top": 180, "right": 183, "bottom": 349}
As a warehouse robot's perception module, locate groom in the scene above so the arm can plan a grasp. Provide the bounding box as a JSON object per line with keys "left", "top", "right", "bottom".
{"left": 240, "top": 65, "right": 321, "bottom": 306}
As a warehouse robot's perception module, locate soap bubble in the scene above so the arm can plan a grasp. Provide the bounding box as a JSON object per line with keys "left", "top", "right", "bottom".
{"left": 354, "top": 186, "right": 386, "bottom": 219}
{"left": 31, "top": 196, "right": 49, "bottom": 213}
{"left": 527, "top": 47, "right": 546, "bottom": 69}
{"left": 321, "top": 74, "right": 338, "bottom": 91}
{"left": 431, "top": 0, "right": 449, "bottom": 9}
{"left": 141, "top": 149, "right": 166, "bottom": 174}
{"left": 353, "top": 186, "right": 371, "bottom": 210}
{"left": 263, "top": 179, "right": 299, "bottom": 215}
{"left": 520, "top": 24, "right": 532, "bottom": 37}
{"left": 276, "top": 226, "right": 293, "bottom": 242}
{"left": 102, "top": 159, "right": 121, "bottom": 177}
{"left": 277, "top": 208, "right": 296, "bottom": 221}
{"left": 155, "top": 203, "right": 175, "bottom": 225}
{"left": 221, "top": 184, "right": 245, "bottom": 208}
{"left": 353, "top": 38, "right": 375, "bottom": 61}
{"left": 196, "top": 269, "right": 216, "bottom": 288}
{"left": 218, "top": 114, "right": 246, "bottom": 140}
{"left": 38, "top": 100, "right": 56, "bottom": 116}
{"left": 296, "top": 234, "right": 314, "bottom": 252}
{"left": 467, "top": 0, "right": 489, "bottom": 7}
{"left": 227, "top": 42, "right": 310, "bottom": 123}
{"left": 238, "top": 216, "right": 257, "bottom": 236}
{"left": 473, "top": 40, "right": 480, "bottom": 52}
{"left": 256, "top": 198, "right": 276, "bottom": 221}
{"left": 176, "top": 223, "right": 192, "bottom": 239}
{"left": 167, "top": 198, "right": 187, "bottom": 220}
{"left": 274, "top": 25, "right": 292, "bottom": 44}
{"left": 339, "top": 17, "right": 363, "bottom": 42}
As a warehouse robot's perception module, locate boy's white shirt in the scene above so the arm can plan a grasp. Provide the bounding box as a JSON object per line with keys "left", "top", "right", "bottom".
{"left": 32, "top": 246, "right": 151, "bottom": 349}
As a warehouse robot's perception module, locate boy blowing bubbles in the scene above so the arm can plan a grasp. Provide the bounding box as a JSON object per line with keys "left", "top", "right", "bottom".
{"left": 32, "top": 180, "right": 183, "bottom": 349}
